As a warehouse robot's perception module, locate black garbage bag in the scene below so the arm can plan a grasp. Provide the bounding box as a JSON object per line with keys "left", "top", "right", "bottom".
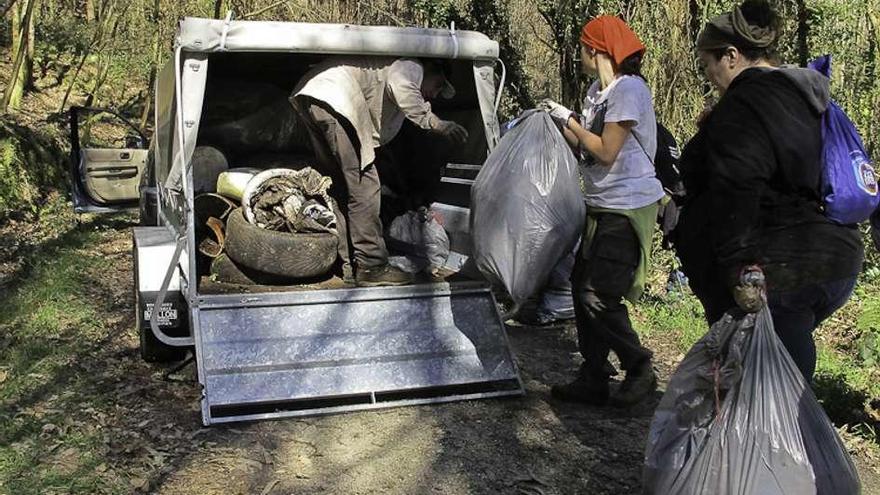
{"left": 643, "top": 307, "right": 861, "bottom": 494}
{"left": 471, "top": 111, "right": 585, "bottom": 304}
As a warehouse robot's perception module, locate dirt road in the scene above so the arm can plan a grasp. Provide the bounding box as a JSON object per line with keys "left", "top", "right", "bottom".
{"left": 2, "top": 214, "right": 878, "bottom": 495}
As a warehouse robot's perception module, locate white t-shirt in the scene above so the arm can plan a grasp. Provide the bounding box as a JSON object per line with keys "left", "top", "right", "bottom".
{"left": 294, "top": 57, "right": 441, "bottom": 169}
{"left": 580, "top": 76, "right": 665, "bottom": 210}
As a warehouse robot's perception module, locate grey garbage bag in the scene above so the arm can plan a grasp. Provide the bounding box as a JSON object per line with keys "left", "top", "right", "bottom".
{"left": 519, "top": 251, "right": 576, "bottom": 325}
{"left": 643, "top": 307, "right": 861, "bottom": 495}
{"left": 387, "top": 207, "right": 450, "bottom": 275}
{"left": 471, "top": 112, "right": 585, "bottom": 304}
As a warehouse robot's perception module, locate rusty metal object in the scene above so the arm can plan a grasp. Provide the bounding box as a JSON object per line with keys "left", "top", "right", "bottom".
{"left": 198, "top": 216, "right": 227, "bottom": 258}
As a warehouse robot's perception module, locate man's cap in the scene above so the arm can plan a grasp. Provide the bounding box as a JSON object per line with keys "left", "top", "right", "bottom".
{"left": 424, "top": 59, "right": 456, "bottom": 99}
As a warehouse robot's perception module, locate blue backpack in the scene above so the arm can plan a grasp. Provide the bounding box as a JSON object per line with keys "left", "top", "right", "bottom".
{"left": 808, "top": 55, "right": 879, "bottom": 224}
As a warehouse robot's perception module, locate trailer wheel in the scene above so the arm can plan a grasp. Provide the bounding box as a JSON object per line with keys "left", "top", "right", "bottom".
{"left": 133, "top": 245, "right": 189, "bottom": 363}
{"left": 225, "top": 208, "right": 337, "bottom": 279}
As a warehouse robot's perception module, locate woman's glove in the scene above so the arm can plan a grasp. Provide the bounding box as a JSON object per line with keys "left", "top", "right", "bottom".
{"left": 733, "top": 265, "right": 765, "bottom": 313}
{"left": 539, "top": 99, "right": 575, "bottom": 128}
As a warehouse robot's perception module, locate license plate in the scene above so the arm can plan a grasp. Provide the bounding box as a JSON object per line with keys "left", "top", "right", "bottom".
{"left": 144, "top": 303, "right": 178, "bottom": 326}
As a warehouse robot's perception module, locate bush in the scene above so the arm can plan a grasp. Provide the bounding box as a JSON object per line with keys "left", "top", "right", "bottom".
{"left": 0, "top": 121, "right": 66, "bottom": 219}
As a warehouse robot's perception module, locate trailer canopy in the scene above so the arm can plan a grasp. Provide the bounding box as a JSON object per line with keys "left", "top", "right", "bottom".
{"left": 176, "top": 17, "right": 500, "bottom": 60}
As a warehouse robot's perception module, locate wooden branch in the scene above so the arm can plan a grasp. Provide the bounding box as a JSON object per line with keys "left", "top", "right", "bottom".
{"left": 241, "top": 0, "right": 287, "bottom": 20}
{"left": 58, "top": 48, "right": 90, "bottom": 113}
{"left": 283, "top": 0, "right": 326, "bottom": 23}
{"left": 356, "top": 0, "right": 405, "bottom": 27}
{"left": 536, "top": 7, "right": 565, "bottom": 47}
{"left": 1, "top": 0, "right": 18, "bottom": 19}
{"left": 529, "top": 20, "right": 558, "bottom": 53}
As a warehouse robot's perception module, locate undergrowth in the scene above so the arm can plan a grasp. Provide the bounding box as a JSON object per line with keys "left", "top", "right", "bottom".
{"left": 637, "top": 242, "right": 880, "bottom": 460}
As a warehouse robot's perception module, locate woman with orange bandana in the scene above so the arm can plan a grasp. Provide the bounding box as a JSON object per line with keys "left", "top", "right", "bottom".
{"left": 542, "top": 16, "right": 664, "bottom": 407}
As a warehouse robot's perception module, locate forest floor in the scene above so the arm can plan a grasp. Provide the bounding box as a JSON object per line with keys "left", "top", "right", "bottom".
{"left": 0, "top": 204, "right": 878, "bottom": 495}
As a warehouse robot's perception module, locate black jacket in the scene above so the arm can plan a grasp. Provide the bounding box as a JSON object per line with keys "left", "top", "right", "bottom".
{"left": 676, "top": 67, "right": 863, "bottom": 291}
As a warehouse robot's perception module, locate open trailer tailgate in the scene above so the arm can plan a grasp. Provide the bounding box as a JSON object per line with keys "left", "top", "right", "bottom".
{"left": 193, "top": 281, "right": 523, "bottom": 424}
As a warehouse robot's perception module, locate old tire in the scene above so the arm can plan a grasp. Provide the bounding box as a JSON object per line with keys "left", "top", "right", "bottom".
{"left": 210, "top": 253, "right": 294, "bottom": 286}
{"left": 191, "top": 145, "right": 229, "bottom": 194}
{"left": 224, "top": 208, "right": 337, "bottom": 278}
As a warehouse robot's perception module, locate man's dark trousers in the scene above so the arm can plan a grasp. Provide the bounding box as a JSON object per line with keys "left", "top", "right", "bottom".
{"left": 292, "top": 96, "right": 388, "bottom": 272}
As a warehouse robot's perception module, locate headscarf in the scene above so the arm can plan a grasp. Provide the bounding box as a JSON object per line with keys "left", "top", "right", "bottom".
{"left": 579, "top": 16, "right": 646, "bottom": 66}
{"left": 696, "top": 5, "right": 778, "bottom": 51}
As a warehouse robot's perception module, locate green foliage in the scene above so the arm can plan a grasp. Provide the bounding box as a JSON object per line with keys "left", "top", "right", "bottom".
{"left": 0, "top": 138, "right": 36, "bottom": 215}
{"left": 807, "top": 0, "right": 880, "bottom": 156}
{"left": 410, "top": 0, "right": 462, "bottom": 27}
{"left": 637, "top": 295, "right": 707, "bottom": 351}
{"left": 855, "top": 284, "right": 880, "bottom": 368}
{"left": 463, "top": 0, "right": 534, "bottom": 118}
{"left": 0, "top": 122, "right": 66, "bottom": 219}
{"left": 535, "top": 0, "right": 597, "bottom": 108}
{"left": 858, "top": 328, "right": 880, "bottom": 368}
{"left": 0, "top": 201, "right": 133, "bottom": 494}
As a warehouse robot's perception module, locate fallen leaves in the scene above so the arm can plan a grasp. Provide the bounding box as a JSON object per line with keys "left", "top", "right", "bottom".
{"left": 129, "top": 476, "right": 148, "bottom": 490}
{"left": 50, "top": 447, "right": 82, "bottom": 475}
{"left": 260, "top": 479, "right": 280, "bottom": 495}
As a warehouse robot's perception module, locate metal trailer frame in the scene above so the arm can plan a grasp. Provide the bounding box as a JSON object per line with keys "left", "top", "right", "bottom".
{"left": 136, "top": 17, "right": 524, "bottom": 425}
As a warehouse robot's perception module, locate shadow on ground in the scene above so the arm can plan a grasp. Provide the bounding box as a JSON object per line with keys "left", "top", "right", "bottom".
{"left": 2, "top": 212, "right": 878, "bottom": 495}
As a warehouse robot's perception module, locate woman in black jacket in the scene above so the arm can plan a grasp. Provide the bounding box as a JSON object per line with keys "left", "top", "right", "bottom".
{"left": 675, "top": 0, "right": 863, "bottom": 382}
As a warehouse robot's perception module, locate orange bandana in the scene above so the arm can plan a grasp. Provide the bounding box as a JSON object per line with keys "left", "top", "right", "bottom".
{"left": 580, "top": 16, "right": 646, "bottom": 65}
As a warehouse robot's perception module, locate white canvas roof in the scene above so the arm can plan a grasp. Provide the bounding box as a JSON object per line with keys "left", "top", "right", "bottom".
{"left": 176, "top": 17, "right": 500, "bottom": 60}
{"left": 164, "top": 18, "right": 503, "bottom": 194}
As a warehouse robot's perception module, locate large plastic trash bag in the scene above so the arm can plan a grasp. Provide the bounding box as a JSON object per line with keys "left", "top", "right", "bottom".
{"left": 471, "top": 111, "right": 585, "bottom": 304}
{"left": 536, "top": 251, "right": 576, "bottom": 321}
{"left": 387, "top": 206, "right": 450, "bottom": 275}
{"left": 520, "top": 251, "right": 576, "bottom": 325}
{"left": 643, "top": 306, "right": 861, "bottom": 495}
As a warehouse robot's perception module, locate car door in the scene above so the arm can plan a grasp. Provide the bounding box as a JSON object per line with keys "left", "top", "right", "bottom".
{"left": 69, "top": 106, "right": 150, "bottom": 213}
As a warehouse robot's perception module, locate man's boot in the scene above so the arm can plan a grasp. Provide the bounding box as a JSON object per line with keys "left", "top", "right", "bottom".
{"left": 550, "top": 373, "right": 610, "bottom": 406}
{"left": 356, "top": 263, "right": 414, "bottom": 287}
{"left": 610, "top": 360, "right": 657, "bottom": 407}
{"left": 341, "top": 263, "right": 356, "bottom": 286}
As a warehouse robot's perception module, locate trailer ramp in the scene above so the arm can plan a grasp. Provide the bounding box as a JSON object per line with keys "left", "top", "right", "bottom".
{"left": 194, "top": 281, "right": 523, "bottom": 424}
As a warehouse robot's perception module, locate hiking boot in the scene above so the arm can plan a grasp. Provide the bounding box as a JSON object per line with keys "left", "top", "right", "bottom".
{"left": 550, "top": 374, "right": 610, "bottom": 405}
{"left": 355, "top": 264, "right": 414, "bottom": 287}
{"left": 341, "top": 264, "right": 356, "bottom": 286}
{"left": 610, "top": 360, "right": 658, "bottom": 407}
{"left": 520, "top": 308, "right": 573, "bottom": 326}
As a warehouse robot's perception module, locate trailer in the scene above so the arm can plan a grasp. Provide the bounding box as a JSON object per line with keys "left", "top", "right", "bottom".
{"left": 69, "top": 17, "right": 523, "bottom": 425}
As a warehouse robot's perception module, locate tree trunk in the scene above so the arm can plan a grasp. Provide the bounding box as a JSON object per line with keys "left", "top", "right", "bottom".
{"left": 214, "top": 0, "right": 223, "bottom": 18}
{"left": 1, "top": 0, "right": 20, "bottom": 25}
{"left": 85, "top": 0, "right": 94, "bottom": 21}
{"left": 689, "top": 0, "right": 713, "bottom": 99}
{"left": 795, "top": 0, "right": 809, "bottom": 67}
{"left": 2, "top": 0, "right": 36, "bottom": 113}
{"left": 84, "top": 54, "right": 110, "bottom": 108}
{"left": 25, "top": 0, "right": 35, "bottom": 90}
{"left": 688, "top": 0, "right": 701, "bottom": 48}
{"left": 140, "top": 0, "right": 161, "bottom": 131}
{"left": 559, "top": 47, "right": 580, "bottom": 109}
